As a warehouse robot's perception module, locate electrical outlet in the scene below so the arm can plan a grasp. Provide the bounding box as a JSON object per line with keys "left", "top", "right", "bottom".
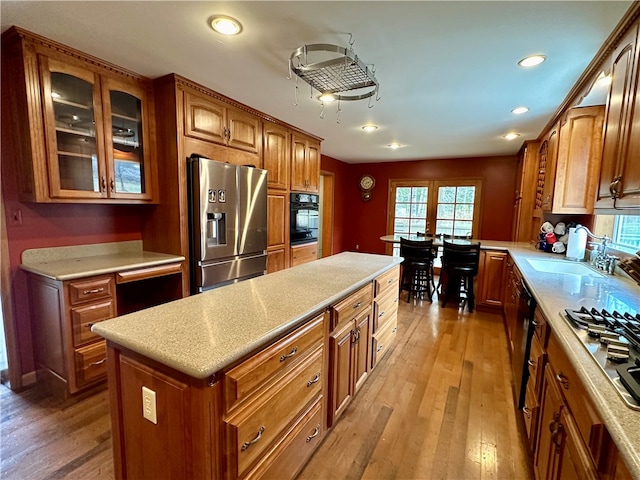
{"left": 142, "top": 386, "right": 157, "bottom": 424}
{"left": 355, "top": 244, "right": 360, "bottom": 250}
{"left": 9, "top": 209, "right": 23, "bottom": 226}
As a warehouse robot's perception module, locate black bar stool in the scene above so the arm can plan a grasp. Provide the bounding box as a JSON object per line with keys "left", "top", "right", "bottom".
{"left": 399, "top": 238, "right": 437, "bottom": 303}
{"left": 440, "top": 241, "right": 481, "bottom": 312}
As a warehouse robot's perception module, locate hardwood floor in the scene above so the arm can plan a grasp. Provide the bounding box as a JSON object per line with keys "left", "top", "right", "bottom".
{"left": 0, "top": 299, "right": 533, "bottom": 480}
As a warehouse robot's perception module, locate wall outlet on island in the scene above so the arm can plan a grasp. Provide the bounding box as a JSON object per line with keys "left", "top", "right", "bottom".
{"left": 355, "top": 244, "right": 359, "bottom": 250}
{"left": 142, "top": 386, "right": 157, "bottom": 424}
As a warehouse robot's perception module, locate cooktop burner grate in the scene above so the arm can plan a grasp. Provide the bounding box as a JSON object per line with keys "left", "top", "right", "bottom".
{"left": 562, "top": 307, "right": 640, "bottom": 410}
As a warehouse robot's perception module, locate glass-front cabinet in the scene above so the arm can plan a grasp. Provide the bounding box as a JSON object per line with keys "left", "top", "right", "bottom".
{"left": 40, "top": 57, "right": 152, "bottom": 201}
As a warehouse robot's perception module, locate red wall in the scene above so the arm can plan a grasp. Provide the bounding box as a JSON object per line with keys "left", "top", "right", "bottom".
{"left": 321, "top": 154, "right": 518, "bottom": 255}
{"left": 321, "top": 155, "right": 350, "bottom": 254}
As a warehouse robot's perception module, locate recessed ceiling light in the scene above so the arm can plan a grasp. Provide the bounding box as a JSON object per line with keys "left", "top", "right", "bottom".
{"left": 362, "top": 124, "right": 378, "bottom": 132}
{"left": 387, "top": 143, "right": 402, "bottom": 149}
{"left": 319, "top": 93, "right": 336, "bottom": 103}
{"left": 503, "top": 133, "right": 520, "bottom": 140}
{"left": 512, "top": 106, "right": 529, "bottom": 115}
{"left": 209, "top": 15, "right": 243, "bottom": 35}
{"left": 518, "top": 55, "right": 546, "bottom": 68}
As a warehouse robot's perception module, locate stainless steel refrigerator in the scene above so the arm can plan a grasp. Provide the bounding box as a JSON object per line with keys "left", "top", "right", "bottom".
{"left": 187, "top": 155, "right": 268, "bottom": 293}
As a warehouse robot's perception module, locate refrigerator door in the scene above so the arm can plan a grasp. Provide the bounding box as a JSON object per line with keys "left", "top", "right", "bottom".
{"left": 237, "top": 164, "right": 268, "bottom": 256}
{"left": 195, "top": 252, "right": 268, "bottom": 292}
{"left": 191, "top": 158, "right": 238, "bottom": 262}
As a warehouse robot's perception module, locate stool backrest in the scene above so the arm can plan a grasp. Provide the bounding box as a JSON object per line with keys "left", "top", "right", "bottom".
{"left": 441, "top": 241, "right": 481, "bottom": 275}
{"left": 400, "top": 238, "right": 436, "bottom": 263}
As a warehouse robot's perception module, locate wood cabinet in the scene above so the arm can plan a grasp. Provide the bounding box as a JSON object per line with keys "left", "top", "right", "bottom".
{"left": 2, "top": 27, "right": 156, "bottom": 203}
{"left": 477, "top": 249, "right": 507, "bottom": 309}
{"left": 503, "top": 255, "right": 522, "bottom": 353}
{"left": 263, "top": 121, "right": 290, "bottom": 191}
{"left": 184, "top": 90, "right": 261, "bottom": 154}
{"left": 371, "top": 266, "right": 400, "bottom": 370}
{"left": 290, "top": 242, "right": 318, "bottom": 267}
{"left": 551, "top": 106, "right": 605, "bottom": 214}
{"left": 512, "top": 141, "right": 539, "bottom": 243}
{"left": 291, "top": 133, "right": 320, "bottom": 193}
{"left": 596, "top": 21, "right": 640, "bottom": 210}
{"left": 534, "top": 124, "right": 560, "bottom": 215}
{"left": 267, "top": 192, "right": 288, "bottom": 273}
{"left": 27, "top": 263, "right": 183, "bottom": 398}
{"left": 328, "top": 284, "right": 373, "bottom": 427}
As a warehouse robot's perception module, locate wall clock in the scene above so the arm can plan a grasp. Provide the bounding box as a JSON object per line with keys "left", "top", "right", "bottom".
{"left": 359, "top": 174, "right": 375, "bottom": 201}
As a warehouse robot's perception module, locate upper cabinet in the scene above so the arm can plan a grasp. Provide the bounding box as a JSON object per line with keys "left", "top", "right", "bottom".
{"left": 291, "top": 133, "right": 320, "bottom": 193}
{"left": 534, "top": 123, "right": 559, "bottom": 215}
{"left": 551, "top": 106, "right": 605, "bottom": 214}
{"left": 263, "top": 121, "right": 290, "bottom": 190}
{"left": 596, "top": 21, "right": 640, "bottom": 211}
{"left": 184, "top": 90, "right": 261, "bottom": 154}
{"left": 2, "top": 27, "right": 156, "bottom": 203}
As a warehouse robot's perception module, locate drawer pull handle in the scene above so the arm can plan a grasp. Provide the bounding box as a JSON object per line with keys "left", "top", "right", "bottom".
{"left": 377, "top": 345, "right": 384, "bottom": 352}
{"left": 83, "top": 287, "right": 105, "bottom": 295}
{"left": 306, "top": 424, "right": 321, "bottom": 443}
{"left": 241, "top": 426, "right": 265, "bottom": 451}
{"left": 353, "top": 301, "right": 362, "bottom": 309}
{"left": 556, "top": 373, "right": 569, "bottom": 389}
{"left": 280, "top": 346, "right": 298, "bottom": 362}
{"left": 387, "top": 278, "right": 395, "bottom": 284}
{"left": 394, "top": 297, "right": 399, "bottom": 303}
{"left": 522, "top": 407, "right": 531, "bottom": 418}
{"left": 307, "top": 373, "right": 321, "bottom": 387}
{"left": 89, "top": 358, "right": 106, "bottom": 367}
{"left": 532, "top": 320, "right": 539, "bottom": 327}
{"left": 527, "top": 360, "right": 536, "bottom": 367}
{"left": 392, "top": 327, "right": 397, "bottom": 333}
{"left": 378, "top": 310, "right": 385, "bottom": 318}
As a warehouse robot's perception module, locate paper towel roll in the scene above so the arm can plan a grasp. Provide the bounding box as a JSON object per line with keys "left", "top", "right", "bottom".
{"left": 566, "top": 226, "right": 587, "bottom": 261}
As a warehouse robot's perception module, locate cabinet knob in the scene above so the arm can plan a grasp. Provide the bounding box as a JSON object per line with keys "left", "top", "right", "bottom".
{"left": 609, "top": 175, "right": 622, "bottom": 199}
{"left": 110, "top": 178, "right": 115, "bottom": 192}
{"left": 101, "top": 177, "right": 107, "bottom": 192}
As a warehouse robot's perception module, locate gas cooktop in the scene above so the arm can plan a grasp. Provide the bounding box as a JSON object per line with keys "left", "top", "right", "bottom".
{"left": 562, "top": 307, "right": 640, "bottom": 411}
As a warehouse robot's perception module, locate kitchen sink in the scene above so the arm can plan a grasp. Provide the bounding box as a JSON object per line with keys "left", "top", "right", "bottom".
{"left": 525, "top": 258, "right": 605, "bottom": 277}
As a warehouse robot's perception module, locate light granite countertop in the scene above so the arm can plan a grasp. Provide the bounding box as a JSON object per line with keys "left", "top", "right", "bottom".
{"left": 93, "top": 252, "right": 402, "bottom": 379}
{"left": 20, "top": 240, "right": 185, "bottom": 280}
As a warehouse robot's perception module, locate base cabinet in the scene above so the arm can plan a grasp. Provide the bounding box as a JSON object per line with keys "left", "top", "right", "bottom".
{"left": 477, "top": 249, "right": 507, "bottom": 309}
{"left": 290, "top": 242, "right": 318, "bottom": 267}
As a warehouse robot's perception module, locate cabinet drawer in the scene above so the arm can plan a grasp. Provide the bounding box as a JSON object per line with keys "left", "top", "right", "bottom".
{"left": 374, "top": 266, "right": 400, "bottom": 298}
{"left": 68, "top": 276, "right": 115, "bottom": 306}
{"left": 290, "top": 243, "right": 318, "bottom": 267}
{"left": 244, "top": 397, "right": 323, "bottom": 480}
{"left": 371, "top": 318, "right": 397, "bottom": 369}
{"left": 71, "top": 299, "right": 116, "bottom": 347}
{"left": 331, "top": 284, "right": 372, "bottom": 331}
{"left": 533, "top": 309, "right": 549, "bottom": 347}
{"left": 225, "top": 348, "right": 323, "bottom": 478}
{"left": 373, "top": 287, "right": 399, "bottom": 333}
{"left": 522, "top": 381, "right": 539, "bottom": 451}
{"left": 74, "top": 341, "right": 107, "bottom": 387}
{"left": 224, "top": 313, "right": 325, "bottom": 411}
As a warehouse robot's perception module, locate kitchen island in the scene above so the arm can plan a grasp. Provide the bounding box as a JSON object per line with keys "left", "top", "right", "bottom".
{"left": 93, "top": 252, "right": 402, "bottom": 479}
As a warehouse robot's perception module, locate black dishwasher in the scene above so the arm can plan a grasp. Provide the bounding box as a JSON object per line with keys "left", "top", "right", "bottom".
{"left": 511, "top": 280, "right": 537, "bottom": 409}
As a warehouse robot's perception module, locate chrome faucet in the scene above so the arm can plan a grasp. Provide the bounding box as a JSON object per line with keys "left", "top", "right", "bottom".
{"left": 574, "top": 225, "right": 618, "bottom": 275}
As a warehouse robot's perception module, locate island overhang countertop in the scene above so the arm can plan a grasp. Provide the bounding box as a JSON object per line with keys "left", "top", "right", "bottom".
{"left": 92, "top": 252, "right": 402, "bottom": 379}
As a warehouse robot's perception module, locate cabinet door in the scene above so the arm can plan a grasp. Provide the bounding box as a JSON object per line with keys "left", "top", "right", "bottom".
{"left": 535, "top": 366, "right": 564, "bottom": 480}
{"left": 267, "top": 248, "right": 286, "bottom": 274}
{"left": 597, "top": 23, "right": 639, "bottom": 208}
{"left": 40, "top": 56, "right": 107, "bottom": 199}
{"left": 556, "top": 409, "right": 599, "bottom": 480}
{"left": 184, "top": 91, "right": 227, "bottom": 145}
{"left": 552, "top": 106, "right": 604, "bottom": 214}
{"left": 328, "top": 320, "right": 354, "bottom": 427}
{"left": 267, "top": 193, "right": 287, "bottom": 248}
{"left": 102, "top": 76, "right": 153, "bottom": 200}
{"left": 227, "top": 107, "right": 260, "bottom": 154}
{"left": 305, "top": 139, "right": 320, "bottom": 193}
{"left": 353, "top": 311, "right": 371, "bottom": 393}
{"left": 537, "top": 125, "right": 559, "bottom": 212}
{"left": 263, "top": 122, "right": 290, "bottom": 190}
{"left": 477, "top": 250, "right": 507, "bottom": 308}
{"left": 291, "top": 134, "right": 307, "bottom": 191}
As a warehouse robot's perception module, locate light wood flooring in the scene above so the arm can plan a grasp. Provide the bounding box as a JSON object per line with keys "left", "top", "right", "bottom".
{"left": 0, "top": 299, "right": 533, "bottom": 480}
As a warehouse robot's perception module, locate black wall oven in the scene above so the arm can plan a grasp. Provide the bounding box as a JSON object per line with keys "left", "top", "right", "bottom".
{"left": 290, "top": 193, "right": 319, "bottom": 245}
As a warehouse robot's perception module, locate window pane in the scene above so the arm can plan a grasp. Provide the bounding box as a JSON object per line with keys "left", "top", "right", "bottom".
{"left": 411, "top": 187, "right": 428, "bottom": 203}
{"left": 410, "top": 203, "right": 427, "bottom": 218}
{"left": 394, "top": 219, "right": 409, "bottom": 233}
{"left": 410, "top": 219, "right": 426, "bottom": 232}
{"left": 436, "top": 220, "right": 453, "bottom": 235}
{"left": 396, "top": 187, "right": 411, "bottom": 202}
{"left": 454, "top": 204, "right": 474, "bottom": 220}
{"left": 437, "top": 203, "right": 455, "bottom": 219}
{"left": 456, "top": 186, "right": 475, "bottom": 203}
{"left": 454, "top": 221, "right": 472, "bottom": 236}
{"left": 615, "top": 215, "right": 640, "bottom": 249}
{"left": 395, "top": 203, "right": 410, "bottom": 217}
{"left": 438, "top": 187, "right": 456, "bottom": 203}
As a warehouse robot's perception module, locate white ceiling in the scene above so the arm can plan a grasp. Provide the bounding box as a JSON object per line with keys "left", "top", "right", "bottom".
{"left": 1, "top": 1, "right": 633, "bottom": 164}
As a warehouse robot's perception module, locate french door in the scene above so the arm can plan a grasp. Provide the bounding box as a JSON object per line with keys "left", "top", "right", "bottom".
{"left": 387, "top": 179, "right": 483, "bottom": 256}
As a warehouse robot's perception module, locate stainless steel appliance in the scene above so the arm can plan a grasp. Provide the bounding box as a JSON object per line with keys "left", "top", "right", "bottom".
{"left": 290, "top": 193, "right": 319, "bottom": 245}
{"left": 512, "top": 281, "right": 537, "bottom": 409}
{"left": 188, "top": 155, "right": 267, "bottom": 293}
{"left": 563, "top": 307, "right": 640, "bottom": 410}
